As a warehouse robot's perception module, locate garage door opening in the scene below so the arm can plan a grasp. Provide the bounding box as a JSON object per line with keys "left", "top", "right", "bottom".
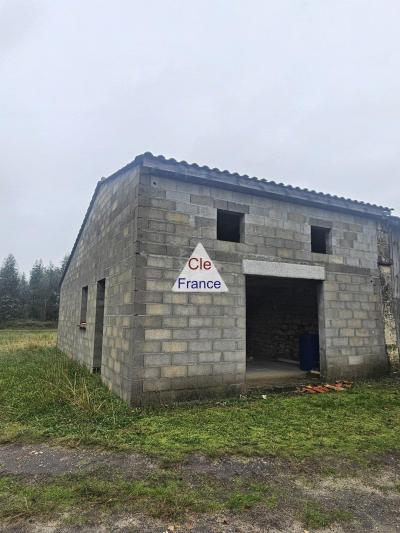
{"left": 246, "top": 275, "right": 321, "bottom": 386}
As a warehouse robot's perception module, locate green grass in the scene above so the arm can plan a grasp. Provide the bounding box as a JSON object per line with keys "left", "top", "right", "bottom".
{"left": 0, "top": 329, "right": 395, "bottom": 527}
{"left": 303, "top": 502, "right": 353, "bottom": 528}
{"left": 0, "top": 319, "right": 58, "bottom": 330}
{"left": 1, "top": 329, "right": 400, "bottom": 462}
{"left": 0, "top": 471, "right": 274, "bottom": 522}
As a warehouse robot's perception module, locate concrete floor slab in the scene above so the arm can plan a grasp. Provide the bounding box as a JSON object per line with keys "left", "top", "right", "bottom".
{"left": 246, "top": 360, "right": 311, "bottom": 386}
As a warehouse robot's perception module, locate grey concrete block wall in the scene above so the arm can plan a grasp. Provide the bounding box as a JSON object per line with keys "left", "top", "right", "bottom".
{"left": 58, "top": 155, "right": 392, "bottom": 406}
{"left": 323, "top": 267, "right": 387, "bottom": 377}
{"left": 58, "top": 167, "right": 140, "bottom": 403}
{"left": 390, "top": 224, "right": 400, "bottom": 341}
{"left": 133, "top": 167, "right": 387, "bottom": 403}
{"left": 131, "top": 171, "right": 247, "bottom": 403}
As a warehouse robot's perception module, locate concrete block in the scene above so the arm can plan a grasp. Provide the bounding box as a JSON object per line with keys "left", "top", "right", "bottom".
{"left": 189, "top": 294, "right": 213, "bottom": 305}
{"left": 188, "top": 364, "right": 213, "bottom": 376}
{"left": 144, "top": 354, "right": 171, "bottom": 366}
{"left": 141, "top": 341, "right": 162, "bottom": 353}
{"left": 172, "top": 328, "right": 198, "bottom": 340}
{"left": 163, "top": 293, "right": 188, "bottom": 304}
{"left": 146, "top": 303, "right": 171, "bottom": 315}
{"left": 143, "top": 379, "right": 170, "bottom": 392}
{"left": 165, "top": 212, "right": 190, "bottom": 224}
{"left": 189, "top": 340, "right": 212, "bottom": 352}
{"left": 198, "top": 352, "right": 222, "bottom": 363}
{"left": 163, "top": 317, "right": 188, "bottom": 328}
{"left": 199, "top": 328, "right": 222, "bottom": 339}
{"left": 162, "top": 341, "right": 187, "bottom": 353}
{"left": 145, "top": 329, "right": 172, "bottom": 340}
{"left": 174, "top": 305, "right": 198, "bottom": 316}
{"left": 213, "top": 339, "right": 237, "bottom": 351}
{"left": 349, "top": 355, "right": 364, "bottom": 366}
{"left": 222, "top": 351, "right": 245, "bottom": 362}
{"left": 172, "top": 353, "right": 198, "bottom": 364}
{"left": 187, "top": 316, "right": 213, "bottom": 328}
{"left": 146, "top": 280, "right": 172, "bottom": 291}
{"left": 161, "top": 365, "right": 187, "bottom": 378}
{"left": 147, "top": 255, "right": 174, "bottom": 268}
{"left": 144, "top": 367, "right": 161, "bottom": 379}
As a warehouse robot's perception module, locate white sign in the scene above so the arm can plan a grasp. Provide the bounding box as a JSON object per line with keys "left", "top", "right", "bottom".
{"left": 172, "top": 242, "right": 229, "bottom": 292}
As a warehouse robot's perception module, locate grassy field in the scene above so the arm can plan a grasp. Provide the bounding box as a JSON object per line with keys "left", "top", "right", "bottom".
{"left": 1, "top": 329, "right": 400, "bottom": 461}
{"left": 0, "top": 329, "right": 399, "bottom": 529}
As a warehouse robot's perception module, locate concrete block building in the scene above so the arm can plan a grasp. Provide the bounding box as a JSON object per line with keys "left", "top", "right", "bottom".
{"left": 58, "top": 153, "right": 400, "bottom": 405}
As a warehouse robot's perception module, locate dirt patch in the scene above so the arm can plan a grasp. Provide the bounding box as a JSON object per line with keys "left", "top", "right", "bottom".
{"left": 1, "top": 443, "right": 400, "bottom": 532}
{"left": 0, "top": 512, "right": 346, "bottom": 533}
{"left": 0, "top": 443, "right": 156, "bottom": 478}
{"left": 180, "top": 454, "right": 400, "bottom": 532}
{"left": 182, "top": 453, "right": 289, "bottom": 480}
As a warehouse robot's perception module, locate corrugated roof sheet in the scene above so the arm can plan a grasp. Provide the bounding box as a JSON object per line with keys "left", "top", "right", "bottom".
{"left": 106, "top": 152, "right": 392, "bottom": 212}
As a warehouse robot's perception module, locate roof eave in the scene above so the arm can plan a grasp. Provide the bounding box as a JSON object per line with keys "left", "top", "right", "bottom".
{"left": 141, "top": 155, "right": 391, "bottom": 218}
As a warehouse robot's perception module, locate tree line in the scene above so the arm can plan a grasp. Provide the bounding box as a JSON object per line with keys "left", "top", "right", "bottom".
{"left": 0, "top": 254, "right": 69, "bottom": 326}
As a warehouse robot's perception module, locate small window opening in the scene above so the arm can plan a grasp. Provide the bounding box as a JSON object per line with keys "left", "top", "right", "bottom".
{"left": 80, "top": 286, "right": 88, "bottom": 326}
{"left": 217, "top": 210, "right": 243, "bottom": 243}
{"left": 311, "top": 226, "right": 331, "bottom": 254}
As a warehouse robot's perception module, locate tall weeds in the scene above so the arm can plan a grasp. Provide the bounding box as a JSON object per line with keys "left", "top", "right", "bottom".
{"left": 43, "top": 352, "right": 107, "bottom": 414}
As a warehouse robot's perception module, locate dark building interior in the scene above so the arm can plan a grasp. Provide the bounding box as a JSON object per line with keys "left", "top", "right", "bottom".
{"left": 246, "top": 275, "right": 320, "bottom": 384}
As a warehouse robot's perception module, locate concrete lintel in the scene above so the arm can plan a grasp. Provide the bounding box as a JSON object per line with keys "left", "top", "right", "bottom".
{"left": 243, "top": 259, "right": 325, "bottom": 280}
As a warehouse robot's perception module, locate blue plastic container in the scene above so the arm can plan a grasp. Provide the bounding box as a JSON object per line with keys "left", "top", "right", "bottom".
{"left": 299, "top": 334, "right": 319, "bottom": 371}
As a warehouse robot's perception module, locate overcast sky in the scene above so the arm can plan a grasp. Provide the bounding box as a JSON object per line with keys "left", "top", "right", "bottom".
{"left": 1, "top": 0, "right": 399, "bottom": 274}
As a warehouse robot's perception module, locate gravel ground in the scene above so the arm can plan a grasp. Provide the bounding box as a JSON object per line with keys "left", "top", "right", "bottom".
{"left": 1, "top": 443, "right": 399, "bottom": 532}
